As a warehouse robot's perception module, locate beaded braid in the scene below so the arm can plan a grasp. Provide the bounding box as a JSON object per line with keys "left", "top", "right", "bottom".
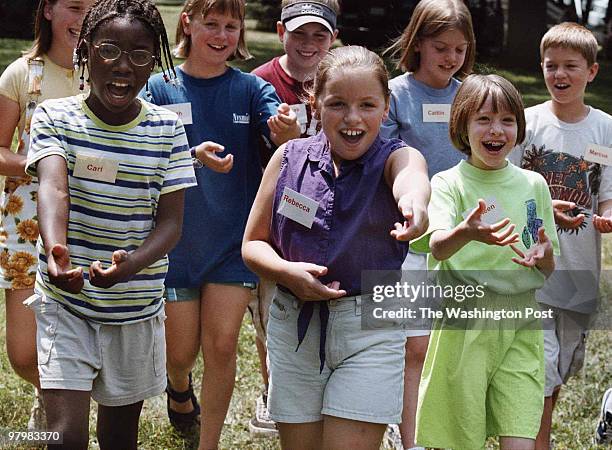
{"left": 74, "top": 0, "right": 177, "bottom": 90}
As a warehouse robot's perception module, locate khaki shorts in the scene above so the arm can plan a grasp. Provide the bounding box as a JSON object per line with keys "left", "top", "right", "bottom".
{"left": 542, "top": 305, "right": 590, "bottom": 396}
{"left": 30, "top": 295, "right": 166, "bottom": 407}
{"left": 247, "top": 279, "right": 276, "bottom": 343}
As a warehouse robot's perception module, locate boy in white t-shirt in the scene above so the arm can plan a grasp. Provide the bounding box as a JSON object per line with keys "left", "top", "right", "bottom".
{"left": 509, "top": 22, "right": 612, "bottom": 450}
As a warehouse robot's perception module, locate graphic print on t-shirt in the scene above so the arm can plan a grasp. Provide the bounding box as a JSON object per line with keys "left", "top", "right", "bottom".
{"left": 522, "top": 144, "right": 601, "bottom": 235}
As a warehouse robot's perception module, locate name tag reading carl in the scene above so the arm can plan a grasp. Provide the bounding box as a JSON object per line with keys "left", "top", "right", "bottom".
{"left": 422, "top": 104, "right": 451, "bottom": 123}
{"left": 584, "top": 143, "right": 612, "bottom": 166}
{"left": 73, "top": 154, "right": 119, "bottom": 183}
{"left": 277, "top": 187, "right": 319, "bottom": 229}
{"left": 162, "top": 102, "right": 193, "bottom": 125}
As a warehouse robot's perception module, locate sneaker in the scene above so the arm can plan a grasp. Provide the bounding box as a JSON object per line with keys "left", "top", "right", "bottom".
{"left": 384, "top": 424, "right": 404, "bottom": 450}
{"left": 596, "top": 388, "right": 612, "bottom": 444}
{"left": 249, "top": 392, "right": 278, "bottom": 437}
{"left": 27, "top": 388, "right": 46, "bottom": 431}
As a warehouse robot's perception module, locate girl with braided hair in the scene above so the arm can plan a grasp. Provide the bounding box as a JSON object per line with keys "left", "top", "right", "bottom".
{"left": 0, "top": 0, "right": 95, "bottom": 431}
{"left": 25, "top": 0, "right": 197, "bottom": 448}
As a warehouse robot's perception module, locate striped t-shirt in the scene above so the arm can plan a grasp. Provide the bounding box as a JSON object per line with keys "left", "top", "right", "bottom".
{"left": 26, "top": 94, "right": 197, "bottom": 323}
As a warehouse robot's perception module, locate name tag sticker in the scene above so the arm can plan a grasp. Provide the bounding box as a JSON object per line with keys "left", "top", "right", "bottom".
{"left": 289, "top": 103, "right": 308, "bottom": 134}
{"left": 584, "top": 143, "right": 612, "bottom": 166}
{"left": 162, "top": 102, "right": 193, "bottom": 125}
{"left": 422, "top": 104, "right": 451, "bottom": 123}
{"left": 73, "top": 154, "right": 119, "bottom": 183}
{"left": 461, "top": 196, "right": 506, "bottom": 225}
{"left": 277, "top": 187, "right": 319, "bottom": 229}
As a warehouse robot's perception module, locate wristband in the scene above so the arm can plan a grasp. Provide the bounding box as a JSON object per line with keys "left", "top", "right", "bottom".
{"left": 190, "top": 146, "right": 204, "bottom": 169}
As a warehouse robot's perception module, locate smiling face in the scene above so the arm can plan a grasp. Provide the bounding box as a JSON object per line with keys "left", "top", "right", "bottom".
{"left": 466, "top": 96, "right": 517, "bottom": 170}
{"left": 314, "top": 67, "right": 389, "bottom": 164}
{"left": 542, "top": 46, "right": 598, "bottom": 111}
{"left": 181, "top": 9, "right": 241, "bottom": 74}
{"left": 278, "top": 21, "right": 336, "bottom": 79}
{"left": 84, "top": 17, "right": 156, "bottom": 126}
{"left": 414, "top": 28, "right": 468, "bottom": 89}
{"left": 44, "top": 0, "right": 95, "bottom": 62}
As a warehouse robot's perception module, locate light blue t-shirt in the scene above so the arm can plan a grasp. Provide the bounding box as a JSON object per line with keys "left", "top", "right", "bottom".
{"left": 145, "top": 66, "right": 281, "bottom": 287}
{"left": 381, "top": 73, "right": 464, "bottom": 179}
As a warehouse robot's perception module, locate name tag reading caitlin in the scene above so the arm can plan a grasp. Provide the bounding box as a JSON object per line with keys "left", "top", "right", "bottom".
{"left": 73, "top": 153, "right": 119, "bottom": 183}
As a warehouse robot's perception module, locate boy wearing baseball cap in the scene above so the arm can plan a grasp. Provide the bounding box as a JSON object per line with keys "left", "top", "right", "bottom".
{"left": 249, "top": 0, "right": 339, "bottom": 436}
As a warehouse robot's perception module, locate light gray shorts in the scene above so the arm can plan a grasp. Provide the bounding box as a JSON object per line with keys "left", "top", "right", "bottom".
{"left": 267, "top": 290, "right": 406, "bottom": 424}
{"left": 30, "top": 295, "right": 166, "bottom": 407}
{"left": 542, "top": 305, "right": 590, "bottom": 396}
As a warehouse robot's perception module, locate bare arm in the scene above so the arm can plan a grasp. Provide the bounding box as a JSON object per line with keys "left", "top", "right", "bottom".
{"left": 88, "top": 189, "right": 186, "bottom": 288}
{"left": 429, "top": 199, "right": 519, "bottom": 260}
{"left": 384, "top": 146, "right": 430, "bottom": 241}
{"left": 37, "top": 154, "right": 84, "bottom": 293}
{"left": 242, "top": 147, "right": 345, "bottom": 300}
{"left": 0, "top": 94, "right": 28, "bottom": 176}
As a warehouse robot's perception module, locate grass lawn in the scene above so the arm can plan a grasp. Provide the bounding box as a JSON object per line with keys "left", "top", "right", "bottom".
{"left": 1, "top": 4, "right": 612, "bottom": 449}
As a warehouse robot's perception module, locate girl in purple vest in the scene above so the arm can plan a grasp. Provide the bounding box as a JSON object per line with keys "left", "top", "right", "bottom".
{"left": 242, "top": 46, "right": 430, "bottom": 450}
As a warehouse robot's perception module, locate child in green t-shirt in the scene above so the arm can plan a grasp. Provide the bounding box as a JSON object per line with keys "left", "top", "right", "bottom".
{"left": 412, "top": 74, "right": 559, "bottom": 450}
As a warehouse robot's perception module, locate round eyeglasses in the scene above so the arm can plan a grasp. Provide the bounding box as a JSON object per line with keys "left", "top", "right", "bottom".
{"left": 90, "top": 42, "right": 156, "bottom": 67}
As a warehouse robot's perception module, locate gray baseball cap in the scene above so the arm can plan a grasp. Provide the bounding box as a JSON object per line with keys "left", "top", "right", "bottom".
{"left": 281, "top": 2, "right": 337, "bottom": 34}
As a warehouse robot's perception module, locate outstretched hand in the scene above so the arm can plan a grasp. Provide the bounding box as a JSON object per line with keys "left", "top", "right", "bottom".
{"left": 510, "top": 227, "right": 554, "bottom": 271}
{"left": 268, "top": 103, "right": 300, "bottom": 145}
{"left": 194, "top": 141, "right": 233, "bottom": 173}
{"left": 47, "top": 244, "right": 84, "bottom": 293}
{"left": 552, "top": 200, "right": 585, "bottom": 230}
{"left": 462, "top": 199, "right": 519, "bottom": 246}
{"left": 282, "top": 262, "right": 346, "bottom": 301}
{"left": 390, "top": 196, "right": 428, "bottom": 241}
{"left": 89, "top": 250, "right": 133, "bottom": 289}
{"left": 593, "top": 209, "right": 612, "bottom": 233}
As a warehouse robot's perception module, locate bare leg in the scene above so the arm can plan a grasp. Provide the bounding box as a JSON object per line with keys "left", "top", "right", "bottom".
{"left": 97, "top": 401, "right": 144, "bottom": 450}
{"left": 399, "top": 335, "right": 429, "bottom": 448}
{"left": 500, "top": 436, "right": 535, "bottom": 450}
{"left": 43, "top": 389, "right": 91, "bottom": 450}
{"left": 5, "top": 288, "right": 38, "bottom": 387}
{"left": 198, "top": 284, "right": 251, "bottom": 450}
{"left": 277, "top": 422, "right": 324, "bottom": 450}
{"left": 322, "top": 415, "right": 386, "bottom": 450}
{"left": 536, "top": 387, "right": 560, "bottom": 450}
{"left": 165, "top": 299, "right": 201, "bottom": 414}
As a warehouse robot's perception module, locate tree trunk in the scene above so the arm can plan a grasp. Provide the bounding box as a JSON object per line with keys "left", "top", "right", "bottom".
{"left": 505, "top": 0, "right": 547, "bottom": 68}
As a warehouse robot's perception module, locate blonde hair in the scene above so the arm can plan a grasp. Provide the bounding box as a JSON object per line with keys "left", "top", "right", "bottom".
{"left": 280, "top": 0, "right": 340, "bottom": 15}
{"left": 174, "top": 0, "right": 251, "bottom": 60}
{"left": 311, "top": 46, "right": 390, "bottom": 110}
{"left": 540, "top": 22, "right": 598, "bottom": 67}
{"left": 449, "top": 74, "right": 525, "bottom": 156}
{"left": 385, "top": 0, "right": 475, "bottom": 78}
{"left": 23, "top": 0, "right": 58, "bottom": 59}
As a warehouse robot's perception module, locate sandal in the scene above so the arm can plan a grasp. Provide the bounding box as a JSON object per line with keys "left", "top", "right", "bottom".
{"left": 166, "top": 372, "right": 201, "bottom": 434}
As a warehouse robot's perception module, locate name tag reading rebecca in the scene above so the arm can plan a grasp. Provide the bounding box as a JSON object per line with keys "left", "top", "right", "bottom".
{"left": 277, "top": 187, "right": 319, "bottom": 229}
{"left": 73, "top": 154, "right": 119, "bottom": 183}
{"left": 162, "top": 102, "right": 193, "bottom": 125}
{"left": 422, "top": 104, "right": 451, "bottom": 123}
{"left": 584, "top": 143, "right": 612, "bottom": 166}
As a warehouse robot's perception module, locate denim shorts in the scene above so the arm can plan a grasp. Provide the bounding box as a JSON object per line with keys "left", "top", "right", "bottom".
{"left": 164, "top": 282, "right": 257, "bottom": 302}
{"left": 267, "top": 289, "right": 406, "bottom": 424}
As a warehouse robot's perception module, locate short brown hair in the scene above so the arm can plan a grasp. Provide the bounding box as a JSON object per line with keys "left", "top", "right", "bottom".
{"left": 540, "top": 22, "right": 598, "bottom": 67}
{"left": 280, "top": 0, "right": 340, "bottom": 15}
{"left": 385, "top": 0, "right": 475, "bottom": 79}
{"left": 174, "top": 0, "right": 251, "bottom": 60}
{"left": 449, "top": 74, "right": 525, "bottom": 156}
